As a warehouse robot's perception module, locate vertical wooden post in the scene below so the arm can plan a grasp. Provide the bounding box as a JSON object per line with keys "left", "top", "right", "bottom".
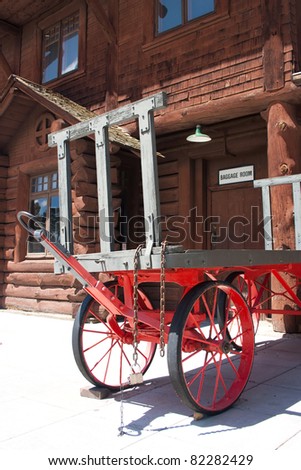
{"left": 262, "top": 0, "right": 284, "bottom": 91}
{"left": 266, "top": 102, "right": 301, "bottom": 332}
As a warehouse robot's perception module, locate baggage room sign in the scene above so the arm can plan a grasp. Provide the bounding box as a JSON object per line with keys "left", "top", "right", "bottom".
{"left": 218, "top": 165, "right": 254, "bottom": 185}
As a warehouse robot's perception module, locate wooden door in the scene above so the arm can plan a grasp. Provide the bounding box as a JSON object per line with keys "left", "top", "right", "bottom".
{"left": 208, "top": 184, "right": 264, "bottom": 249}
{"left": 205, "top": 155, "right": 267, "bottom": 250}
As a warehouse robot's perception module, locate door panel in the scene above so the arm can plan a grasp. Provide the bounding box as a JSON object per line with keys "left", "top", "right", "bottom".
{"left": 208, "top": 184, "right": 264, "bottom": 250}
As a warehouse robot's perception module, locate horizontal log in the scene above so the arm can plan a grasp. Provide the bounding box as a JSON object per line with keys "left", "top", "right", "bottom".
{"left": 6, "top": 187, "right": 17, "bottom": 200}
{"left": 71, "top": 139, "right": 95, "bottom": 156}
{"left": 160, "top": 188, "right": 179, "bottom": 203}
{"left": 0, "top": 155, "right": 9, "bottom": 167}
{"left": 5, "top": 260, "right": 55, "bottom": 272}
{"left": 73, "top": 208, "right": 120, "bottom": 227}
{"left": 18, "top": 155, "right": 57, "bottom": 175}
{"left": 71, "top": 166, "right": 119, "bottom": 184}
{"left": 158, "top": 160, "right": 178, "bottom": 176}
{"left": 72, "top": 181, "right": 97, "bottom": 197}
{"left": 7, "top": 166, "right": 18, "bottom": 178}
{"left": 72, "top": 167, "right": 97, "bottom": 183}
{"left": 3, "top": 284, "right": 82, "bottom": 302}
{"left": 74, "top": 237, "right": 99, "bottom": 247}
{"left": 73, "top": 243, "right": 98, "bottom": 255}
{"left": 0, "top": 167, "right": 8, "bottom": 178}
{"left": 7, "top": 205, "right": 17, "bottom": 218}
{"left": 72, "top": 183, "right": 121, "bottom": 198}
{"left": 73, "top": 211, "right": 98, "bottom": 227}
{"left": 6, "top": 176, "right": 17, "bottom": 189}
{"left": 3, "top": 223, "right": 15, "bottom": 236}
{"left": 70, "top": 152, "right": 122, "bottom": 170}
{"left": 3, "top": 296, "right": 79, "bottom": 316}
{"left": 160, "top": 202, "right": 179, "bottom": 216}
{"left": 73, "top": 195, "right": 98, "bottom": 212}
{"left": 159, "top": 174, "right": 179, "bottom": 190}
{"left": 3, "top": 236, "right": 14, "bottom": 248}
{"left": 5, "top": 211, "right": 17, "bottom": 224}
{"left": 4, "top": 272, "right": 78, "bottom": 287}
{"left": 72, "top": 195, "right": 122, "bottom": 214}
{"left": 0, "top": 200, "right": 7, "bottom": 211}
{"left": 0, "top": 177, "right": 7, "bottom": 189}
{"left": 74, "top": 225, "right": 99, "bottom": 240}
{"left": 71, "top": 154, "right": 96, "bottom": 173}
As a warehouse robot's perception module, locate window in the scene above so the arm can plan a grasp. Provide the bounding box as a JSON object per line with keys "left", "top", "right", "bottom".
{"left": 42, "top": 11, "right": 80, "bottom": 83}
{"left": 35, "top": 113, "right": 55, "bottom": 150}
{"left": 157, "top": 0, "right": 215, "bottom": 34}
{"left": 28, "top": 172, "right": 60, "bottom": 254}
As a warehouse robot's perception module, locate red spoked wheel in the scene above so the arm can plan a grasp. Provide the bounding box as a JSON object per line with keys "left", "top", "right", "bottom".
{"left": 72, "top": 280, "right": 156, "bottom": 389}
{"left": 224, "top": 271, "right": 260, "bottom": 335}
{"left": 167, "top": 281, "right": 254, "bottom": 415}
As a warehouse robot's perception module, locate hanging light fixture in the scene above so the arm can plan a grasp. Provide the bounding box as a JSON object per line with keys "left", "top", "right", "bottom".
{"left": 186, "top": 124, "right": 211, "bottom": 142}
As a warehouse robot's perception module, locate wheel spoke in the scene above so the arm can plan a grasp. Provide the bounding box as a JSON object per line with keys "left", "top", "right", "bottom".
{"left": 82, "top": 334, "right": 111, "bottom": 354}
{"left": 90, "top": 337, "right": 119, "bottom": 373}
{"left": 212, "top": 354, "right": 228, "bottom": 406}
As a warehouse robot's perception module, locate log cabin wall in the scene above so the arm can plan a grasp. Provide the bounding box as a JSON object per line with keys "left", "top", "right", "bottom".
{"left": 1, "top": 100, "right": 125, "bottom": 314}
{"left": 0, "top": 0, "right": 301, "bottom": 319}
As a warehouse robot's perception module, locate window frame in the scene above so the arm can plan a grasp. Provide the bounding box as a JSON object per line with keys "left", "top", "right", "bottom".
{"left": 156, "top": 0, "right": 216, "bottom": 35}
{"left": 27, "top": 171, "right": 60, "bottom": 257}
{"left": 38, "top": 0, "right": 86, "bottom": 86}
{"left": 143, "top": 0, "right": 230, "bottom": 51}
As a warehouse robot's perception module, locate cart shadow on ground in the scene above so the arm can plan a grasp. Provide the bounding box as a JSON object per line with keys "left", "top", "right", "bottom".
{"left": 111, "top": 335, "right": 301, "bottom": 437}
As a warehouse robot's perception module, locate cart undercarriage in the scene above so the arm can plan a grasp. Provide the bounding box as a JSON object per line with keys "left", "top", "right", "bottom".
{"left": 17, "top": 92, "right": 301, "bottom": 416}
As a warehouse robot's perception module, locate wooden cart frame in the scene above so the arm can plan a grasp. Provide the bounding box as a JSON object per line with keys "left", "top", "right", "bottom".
{"left": 18, "top": 92, "right": 301, "bottom": 415}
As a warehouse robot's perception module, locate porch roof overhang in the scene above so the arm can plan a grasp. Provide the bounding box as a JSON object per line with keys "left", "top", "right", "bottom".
{"left": 0, "top": 74, "right": 157, "bottom": 155}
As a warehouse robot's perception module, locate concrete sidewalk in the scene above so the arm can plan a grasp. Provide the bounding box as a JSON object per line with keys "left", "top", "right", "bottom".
{"left": 0, "top": 309, "right": 300, "bottom": 468}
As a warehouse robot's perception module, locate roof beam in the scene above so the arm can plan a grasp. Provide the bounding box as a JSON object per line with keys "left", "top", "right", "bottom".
{"left": 85, "top": 0, "right": 116, "bottom": 44}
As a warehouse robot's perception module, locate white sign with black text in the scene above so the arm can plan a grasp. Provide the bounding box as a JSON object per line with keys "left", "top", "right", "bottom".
{"left": 218, "top": 165, "right": 254, "bottom": 185}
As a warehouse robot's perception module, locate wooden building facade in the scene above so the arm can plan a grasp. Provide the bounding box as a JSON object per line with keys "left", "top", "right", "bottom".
{"left": 1, "top": 0, "right": 301, "bottom": 331}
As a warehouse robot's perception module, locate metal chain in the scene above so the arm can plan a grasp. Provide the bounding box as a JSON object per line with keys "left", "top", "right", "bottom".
{"left": 118, "top": 383, "right": 125, "bottom": 436}
{"left": 132, "top": 244, "right": 143, "bottom": 366}
{"left": 159, "top": 240, "right": 167, "bottom": 357}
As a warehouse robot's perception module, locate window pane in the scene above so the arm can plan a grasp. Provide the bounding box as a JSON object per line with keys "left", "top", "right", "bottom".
{"left": 43, "top": 175, "right": 48, "bottom": 191}
{"left": 28, "top": 197, "right": 48, "bottom": 253}
{"left": 157, "top": 0, "right": 182, "bottom": 33}
{"left": 61, "top": 13, "right": 79, "bottom": 75}
{"left": 62, "top": 31, "right": 79, "bottom": 74}
{"left": 42, "top": 24, "right": 60, "bottom": 83}
{"left": 187, "top": 0, "right": 215, "bottom": 21}
{"left": 37, "top": 176, "right": 43, "bottom": 192}
{"left": 52, "top": 172, "right": 58, "bottom": 190}
{"left": 50, "top": 195, "right": 60, "bottom": 243}
{"left": 31, "top": 177, "right": 37, "bottom": 193}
